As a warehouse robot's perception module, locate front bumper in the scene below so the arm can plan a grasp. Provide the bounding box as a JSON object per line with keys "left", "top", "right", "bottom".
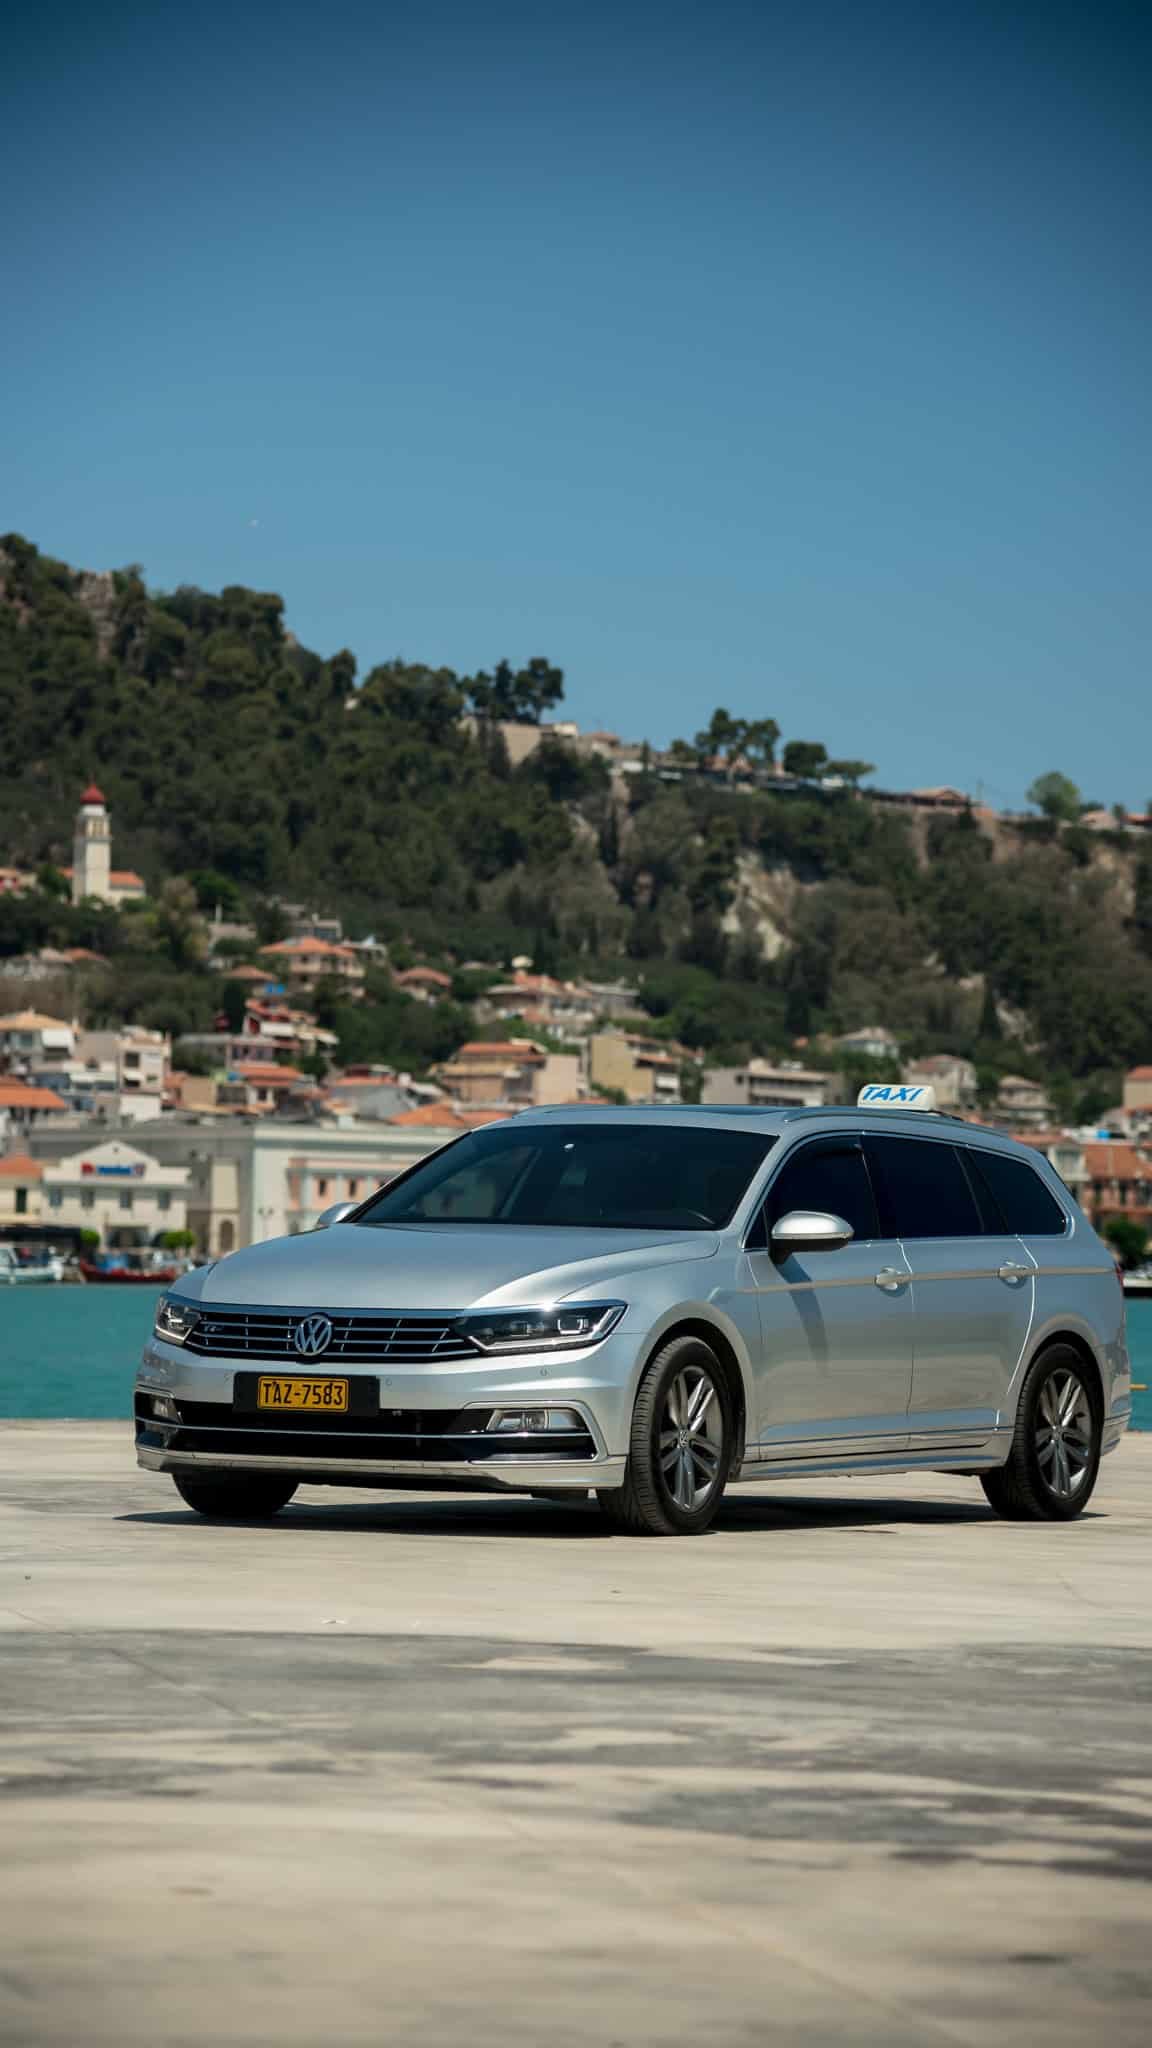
{"left": 135, "top": 1328, "right": 637, "bottom": 1493}
{"left": 136, "top": 1440, "right": 626, "bottom": 1494}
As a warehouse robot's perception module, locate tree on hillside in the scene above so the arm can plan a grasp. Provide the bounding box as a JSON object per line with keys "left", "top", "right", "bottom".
{"left": 1027, "top": 771, "right": 1081, "bottom": 824}
{"left": 689, "top": 708, "right": 780, "bottom": 768}
{"left": 743, "top": 718, "right": 780, "bottom": 767}
{"left": 693, "top": 708, "right": 745, "bottom": 762}
{"left": 465, "top": 657, "right": 563, "bottom": 724}
{"left": 825, "top": 758, "right": 875, "bottom": 788}
{"left": 782, "top": 740, "right": 829, "bottom": 781}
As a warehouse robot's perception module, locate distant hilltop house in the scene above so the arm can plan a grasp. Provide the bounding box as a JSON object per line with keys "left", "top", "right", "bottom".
{"left": 902, "top": 1053, "right": 977, "bottom": 1110}
{"left": 836, "top": 1025, "right": 900, "bottom": 1061}
{"left": 66, "top": 785, "right": 145, "bottom": 907}
{"left": 257, "top": 936, "right": 366, "bottom": 999}
{"left": 479, "top": 969, "right": 640, "bottom": 1038}
{"left": 393, "top": 965, "right": 453, "bottom": 1004}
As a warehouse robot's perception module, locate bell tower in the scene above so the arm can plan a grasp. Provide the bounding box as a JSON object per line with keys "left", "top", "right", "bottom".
{"left": 72, "top": 783, "right": 112, "bottom": 904}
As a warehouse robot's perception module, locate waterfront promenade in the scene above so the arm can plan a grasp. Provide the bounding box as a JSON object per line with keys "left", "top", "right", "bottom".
{"left": 1, "top": 1425, "right": 1150, "bottom": 2045}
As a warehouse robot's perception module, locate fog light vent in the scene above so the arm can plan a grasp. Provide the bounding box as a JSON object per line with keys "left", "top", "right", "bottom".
{"left": 150, "top": 1392, "right": 179, "bottom": 1423}
{"left": 485, "top": 1407, "right": 584, "bottom": 1434}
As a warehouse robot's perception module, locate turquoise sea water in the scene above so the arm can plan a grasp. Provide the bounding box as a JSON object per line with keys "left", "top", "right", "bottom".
{"left": 0, "top": 1284, "right": 1150, "bottom": 1427}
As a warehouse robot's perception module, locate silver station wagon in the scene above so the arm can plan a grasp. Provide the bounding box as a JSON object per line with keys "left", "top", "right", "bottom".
{"left": 136, "top": 1095, "right": 1132, "bottom": 1535}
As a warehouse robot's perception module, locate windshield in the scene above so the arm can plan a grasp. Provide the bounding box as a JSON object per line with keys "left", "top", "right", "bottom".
{"left": 357, "top": 1122, "right": 775, "bottom": 1231}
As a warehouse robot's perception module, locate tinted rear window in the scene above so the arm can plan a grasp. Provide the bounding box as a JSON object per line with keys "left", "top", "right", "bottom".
{"left": 764, "top": 1143, "right": 880, "bottom": 1242}
{"left": 965, "top": 1149, "right": 1067, "bottom": 1236}
{"left": 357, "top": 1122, "right": 775, "bottom": 1230}
{"left": 866, "top": 1136, "right": 981, "bottom": 1239}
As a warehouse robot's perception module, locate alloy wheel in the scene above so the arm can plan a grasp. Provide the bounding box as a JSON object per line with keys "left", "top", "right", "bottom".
{"left": 1035, "top": 1368, "right": 1094, "bottom": 1501}
{"left": 658, "top": 1364, "right": 724, "bottom": 1511}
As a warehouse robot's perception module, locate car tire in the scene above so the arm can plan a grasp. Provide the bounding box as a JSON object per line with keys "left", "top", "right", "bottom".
{"left": 173, "top": 1474, "right": 299, "bottom": 1520}
{"left": 980, "top": 1343, "right": 1102, "bottom": 1522}
{"left": 597, "top": 1335, "right": 732, "bottom": 1536}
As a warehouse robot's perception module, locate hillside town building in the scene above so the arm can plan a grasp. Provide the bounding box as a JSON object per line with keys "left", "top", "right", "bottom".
{"left": 258, "top": 936, "right": 367, "bottom": 998}
{"left": 700, "top": 1059, "right": 831, "bottom": 1110}
{"left": 0, "top": 1153, "right": 44, "bottom": 1227}
{"left": 902, "top": 1053, "right": 978, "bottom": 1111}
{"left": 587, "top": 1030, "right": 684, "bottom": 1103}
{"left": 435, "top": 1040, "right": 582, "bottom": 1109}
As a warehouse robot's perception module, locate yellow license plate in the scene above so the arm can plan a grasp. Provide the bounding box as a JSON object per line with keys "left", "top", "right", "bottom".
{"left": 257, "top": 1377, "right": 349, "bottom": 1412}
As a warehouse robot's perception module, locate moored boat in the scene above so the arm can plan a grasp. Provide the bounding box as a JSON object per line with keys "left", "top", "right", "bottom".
{"left": 80, "top": 1254, "right": 179, "bottom": 1285}
{"left": 0, "top": 1245, "right": 65, "bottom": 1286}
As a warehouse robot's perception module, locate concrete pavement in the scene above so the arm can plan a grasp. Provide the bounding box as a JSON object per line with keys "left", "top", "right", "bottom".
{"left": 1, "top": 1424, "right": 1151, "bottom": 2045}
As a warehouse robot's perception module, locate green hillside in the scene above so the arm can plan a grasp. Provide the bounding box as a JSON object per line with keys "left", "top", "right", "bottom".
{"left": 2, "top": 533, "right": 1150, "bottom": 1111}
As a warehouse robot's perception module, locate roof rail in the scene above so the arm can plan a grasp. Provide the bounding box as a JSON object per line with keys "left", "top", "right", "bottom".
{"left": 774, "top": 1104, "right": 978, "bottom": 1127}
{"left": 513, "top": 1100, "right": 982, "bottom": 1127}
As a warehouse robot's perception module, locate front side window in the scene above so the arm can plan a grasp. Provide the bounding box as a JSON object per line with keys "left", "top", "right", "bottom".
{"left": 967, "top": 1149, "right": 1067, "bottom": 1236}
{"left": 357, "top": 1123, "right": 775, "bottom": 1231}
{"left": 761, "top": 1142, "right": 880, "bottom": 1243}
{"left": 865, "top": 1136, "right": 981, "bottom": 1239}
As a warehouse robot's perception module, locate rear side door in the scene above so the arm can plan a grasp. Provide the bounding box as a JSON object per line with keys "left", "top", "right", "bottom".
{"left": 745, "top": 1136, "right": 914, "bottom": 1455}
{"left": 864, "top": 1133, "right": 1035, "bottom": 1444}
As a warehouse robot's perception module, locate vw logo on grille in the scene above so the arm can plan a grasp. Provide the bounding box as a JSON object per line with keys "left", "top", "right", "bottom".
{"left": 293, "top": 1314, "right": 333, "bottom": 1358}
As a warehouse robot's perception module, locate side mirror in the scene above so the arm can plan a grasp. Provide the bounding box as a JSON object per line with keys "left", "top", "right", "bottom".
{"left": 770, "top": 1209, "right": 854, "bottom": 1256}
{"left": 314, "top": 1201, "right": 357, "bottom": 1230}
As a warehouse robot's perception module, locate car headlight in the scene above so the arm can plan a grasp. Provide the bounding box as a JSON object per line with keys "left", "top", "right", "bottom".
{"left": 456, "top": 1303, "right": 625, "bottom": 1354}
{"left": 154, "top": 1295, "right": 199, "bottom": 1346}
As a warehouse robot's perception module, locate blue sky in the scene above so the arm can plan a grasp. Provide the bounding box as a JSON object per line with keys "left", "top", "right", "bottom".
{"left": 3, "top": 0, "right": 1149, "bottom": 807}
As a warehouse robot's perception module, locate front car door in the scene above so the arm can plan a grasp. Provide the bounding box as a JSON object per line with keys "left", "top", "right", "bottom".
{"left": 863, "top": 1133, "right": 1036, "bottom": 1449}
{"left": 745, "top": 1136, "right": 914, "bottom": 1459}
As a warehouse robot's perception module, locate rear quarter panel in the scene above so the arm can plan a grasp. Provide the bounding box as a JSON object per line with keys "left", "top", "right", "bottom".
{"left": 1027, "top": 1210, "right": 1131, "bottom": 1450}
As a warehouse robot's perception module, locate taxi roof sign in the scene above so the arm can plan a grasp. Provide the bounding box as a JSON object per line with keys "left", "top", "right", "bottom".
{"left": 856, "top": 1082, "right": 938, "bottom": 1111}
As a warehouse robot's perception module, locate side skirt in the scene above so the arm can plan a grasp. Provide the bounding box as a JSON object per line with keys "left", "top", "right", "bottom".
{"left": 734, "top": 1443, "right": 1008, "bottom": 1481}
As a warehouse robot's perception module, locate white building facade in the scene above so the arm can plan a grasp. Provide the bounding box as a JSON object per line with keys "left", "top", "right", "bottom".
{"left": 41, "top": 1139, "right": 189, "bottom": 1245}
{"left": 28, "top": 1119, "right": 451, "bottom": 1257}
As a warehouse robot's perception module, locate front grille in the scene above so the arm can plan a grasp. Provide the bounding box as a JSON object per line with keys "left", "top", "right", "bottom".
{"left": 169, "top": 1400, "right": 489, "bottom": 1435}
{"left": 183, "top": 1308, "right": 478, "bottom": 1364}
{"left": 145, "top": 1428, "right": 592, "bottom": 1462}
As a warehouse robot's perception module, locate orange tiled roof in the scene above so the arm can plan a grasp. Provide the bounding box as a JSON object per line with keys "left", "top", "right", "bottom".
{"left": 259, "top": 937, "right": 358, "bottom": 960}
{"left": 0, "top": 1082, "right": 68, "bottom": 1111}
{"left": 60, "top": 867, "right": 144, "bottom": 887}
{"left": 0, "top": 1010, "right": 74, "bottom": 1031}
{"left": 0, "top": 1153, "right": 43, "bottom": 1179}
{"left": 394, "top": 966, "right": 452, "bottom": 987}
{"left": 456, "top": 1039, "right": 545, "bottom": 1060}
{"left": 1126, "top": 1066, "right": 1152, "bottom": 1081}
{"left": 1084, "top": 1142, "right": 1152, "bottom": 1181}
{"left": 390, "top": 1104, "right": 508, "bottom": 1129}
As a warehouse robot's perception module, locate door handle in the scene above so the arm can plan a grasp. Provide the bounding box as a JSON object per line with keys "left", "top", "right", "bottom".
{"left": 874, "top": 1267, "right": 905, "bottom": 1292}
{"left": 998, "top": 1263, "right": 1030, "bottom": 1282}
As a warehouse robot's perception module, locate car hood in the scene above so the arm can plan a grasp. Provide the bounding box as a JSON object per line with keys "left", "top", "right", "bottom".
{"left": 181, "top": 1222, "right": 719, "bottom": 1310}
